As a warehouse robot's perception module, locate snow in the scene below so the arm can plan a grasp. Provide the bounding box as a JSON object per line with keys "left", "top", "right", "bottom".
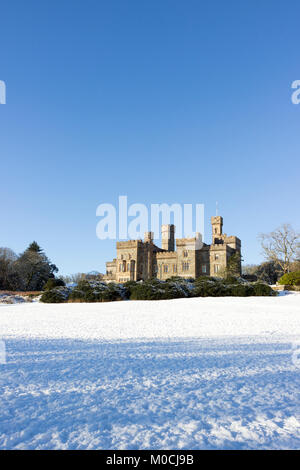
{"left": 0, "top": 294, "right": 29, "bottom": 304}
{"left": 0, "top": 294, "right": 300, "bottom": 449}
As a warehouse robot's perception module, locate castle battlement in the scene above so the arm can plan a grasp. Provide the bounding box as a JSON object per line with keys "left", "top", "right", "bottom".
{"left": 156, "top": 251, "right": 177, "bottom": 258}
{"left": 116, "top": 240, "right": 143, "bottom": 248}
{"left": 176, "top": 238, "right": 198, "bottom": 245}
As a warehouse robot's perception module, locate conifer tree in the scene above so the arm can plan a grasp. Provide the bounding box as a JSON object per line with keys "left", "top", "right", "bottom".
{"left": 15, "top": 242, "right": 58, "bottom": 291}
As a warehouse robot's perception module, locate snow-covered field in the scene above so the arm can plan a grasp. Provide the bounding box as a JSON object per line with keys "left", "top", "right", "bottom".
{"left": 0, "top": 294, "right": 300, "bottom": 449}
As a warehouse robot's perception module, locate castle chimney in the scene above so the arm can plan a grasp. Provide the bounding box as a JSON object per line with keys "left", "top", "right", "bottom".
{"left": 161, "top": 224, "right": 175, "bottom": 251}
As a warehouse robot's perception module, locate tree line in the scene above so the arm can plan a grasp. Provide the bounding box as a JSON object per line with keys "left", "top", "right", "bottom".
{"left": 0, "top": 223, "right": 299, "bottom": 291}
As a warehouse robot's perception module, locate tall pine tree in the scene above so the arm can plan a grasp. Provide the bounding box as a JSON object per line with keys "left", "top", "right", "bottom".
{"left": 15, "top": 242, "right": 58, "bottom": 291}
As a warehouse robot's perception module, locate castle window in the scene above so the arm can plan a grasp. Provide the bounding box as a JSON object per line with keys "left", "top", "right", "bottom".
{"left": 183, "top": 250, "right": 188, "bottom": 257}
{"left": 215, "top": 228, "right": 217, "bottom": 234}
{"left": 119, "top": 261, "right": 126, "bottom": 272}
{"left": 202, "top": 265, "right": 206, "bottom": 273}
{"left": 215, "top": 254, "right": 219, "bottom": 260}
{"left": 164, "top": 265, "right": 169, "bottom": 273}
{"left": 182, "top": 262, "right": 189, "bottom": 271}
{"left": 173, "top": 264, "right": 177, "bottom": 273}
{"left": 127, "top": 263, "right": 130, "bottom": 271}
{"left": 121, "top": 255, "right": 123, "bottom": 260}
{"left": 214, "top": 264, "right": 220, "bottom": 273}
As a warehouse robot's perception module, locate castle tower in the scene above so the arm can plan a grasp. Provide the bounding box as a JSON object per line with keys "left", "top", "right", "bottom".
{"left": 161, "top": 224, "right": 175, "bottom": 251}
{"left": 144, "top": 232, "right": 154, "bottom": 243}
{"left": 211, "top": 216, "right": 223, "bottom": 240}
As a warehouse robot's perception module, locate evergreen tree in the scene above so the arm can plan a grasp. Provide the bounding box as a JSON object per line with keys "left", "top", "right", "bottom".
{"left": 27, "top": 241, "right": 43, "bottom": 253}
{"left": 224, "top": 252, "right": 242, "bottom": 278}
{"left": 14, "top": 242, "right": 58, "bottom": 291}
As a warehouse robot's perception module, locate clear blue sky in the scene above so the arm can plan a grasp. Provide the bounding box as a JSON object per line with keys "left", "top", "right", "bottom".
{"left": 1, "top": 0, "right": 299, "bottom": 275}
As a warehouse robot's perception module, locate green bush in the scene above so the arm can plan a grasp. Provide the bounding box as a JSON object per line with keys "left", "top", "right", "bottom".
{"left": 43, "top": 277, "right": 65, "bottom": 290}
{"left": 242, "top": 274, "right": 258, "bottom": 282}
{"left": 166, "top": 276, "right": 195, "bottom": 284}
{"left": 123, "top": 280, "right": 139, "bottom": 298}
{"left": 40, "top": 277, "right": 275, "bottom": 302}
{"left": 129, "top": 279, "right": 192, "bottom": 300}
{"left": 40, "top": 287, "right": 70, "bottom": 303}
{"left": 69, "top": 280, "right": 125, "bottom": 302}
{"left": 229, "top": 283, "right": 255, "bottom": 296}
{"left": 195, "top": 276, "right": 216, "bottom": 282}
{"left": 193, "top": 279, "right": 222, "bottom": 297}
{"left": 193, "top": 277, "right": 273, "bottom": 297}
{"left": 278, "top": 272, "right": 300, "bottom": 286}
{"left": 222, "top": 275, "right": 239, "bottom": 285}
{"left": 252, "top": 282, "right": 275, "bottom": 296}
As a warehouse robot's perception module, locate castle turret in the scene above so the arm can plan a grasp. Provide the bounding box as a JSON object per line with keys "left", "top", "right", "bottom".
{"left": 144, "top": 232, "right": 154, "bottom": 243}
{"left": 211, "top": 216, "right": 223, "bottom": 243}
{"left": 161, "top": 224, "right": 175, "bottom": 251}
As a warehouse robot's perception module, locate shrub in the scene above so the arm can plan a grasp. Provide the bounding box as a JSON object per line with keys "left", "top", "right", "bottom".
{"left": 252, "top": 282, "right": 275, "bottom": 296}
{"left": 68, "top": 280, "right": 125, "bottom": 302}
{"left": 229, "top": 283, "right": 255, "bottom": 297}
{"left": 40, "top": 277, "right": 275, "bottom": 302}
{"left": 43, "top": 278, "right": 65, "bottom": 290}
{"left": 195, "top": 276, "right": 216, "bottom": 282}
{"left": 222, "top": 275, "right": 239, "bottom": 285}
{"left": 101, "top": 282, "right": 126, "bottom": 301}
{"left": 123, "top": 280, "right": 139, "bottom": 298}
{"left": 278, "top": 272, "right": 300, "bottom": 286}
{"left": 242, "top": 274, "right": 258, "bottom": 282}
{"left": 193, "top": 277, "right": 274, "bottom": 297}
{"left": 129, "top": 279, "right": 192, "bottom": 300}
{"left": 40, "top": 287, "right": 70, "bottom": 303}
{"left": 193, "top": 278, "right": 227, "bottom": 297}
{"left": 166, "top": 276, "right": 195, "bottom": 284}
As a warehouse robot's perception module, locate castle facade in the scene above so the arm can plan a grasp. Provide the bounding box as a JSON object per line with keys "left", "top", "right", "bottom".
{"left": 103, "top": 216, "right": 241, "bottom": 282}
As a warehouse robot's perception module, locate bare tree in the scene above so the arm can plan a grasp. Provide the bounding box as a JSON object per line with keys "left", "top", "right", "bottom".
{"left": 258, "top": 224, "right": 300, "bottom": 274}
{"left": 0, "top": 248, "right": 18, "bottom": 289}
{"left": 61, "top": 273, "right": 86, "bottom": 284}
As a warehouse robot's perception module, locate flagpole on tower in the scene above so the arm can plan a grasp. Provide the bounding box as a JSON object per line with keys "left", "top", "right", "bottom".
{"left": 216, "top": 201, "right": 218, "bottom": 216}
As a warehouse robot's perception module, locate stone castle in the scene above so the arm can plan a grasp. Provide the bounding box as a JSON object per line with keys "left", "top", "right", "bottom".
{"left": 103, "top": 216, "right": 241, "bottom": 282}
